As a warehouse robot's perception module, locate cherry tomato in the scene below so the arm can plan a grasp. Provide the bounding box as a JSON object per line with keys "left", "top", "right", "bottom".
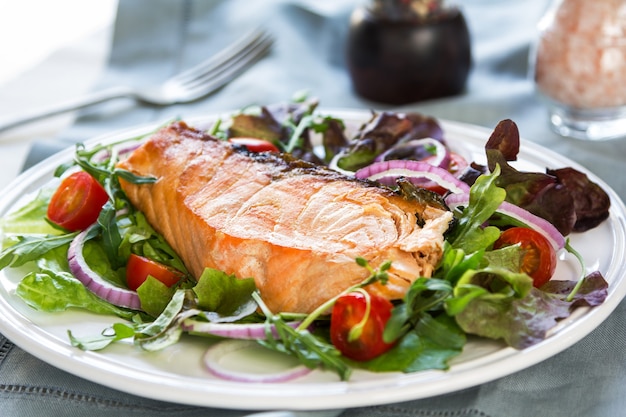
{"left": 330, "top": 291, "right": 396, "bottom": 361}
{"left": 493, "top": 227, "right": 557, "bottom": 287}
{"left": 47, "top": 171, "right": 109, "bottom": 231}
{"left": 125, "top": 254, "right": 184, "bottom": 291}
{"left": 228, "top": 137, "right": 280, "bottom": 153}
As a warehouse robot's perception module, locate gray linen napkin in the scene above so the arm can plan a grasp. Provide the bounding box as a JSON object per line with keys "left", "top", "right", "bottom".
{"left": 5, "top": 1, "right": 626, "bottom": 416}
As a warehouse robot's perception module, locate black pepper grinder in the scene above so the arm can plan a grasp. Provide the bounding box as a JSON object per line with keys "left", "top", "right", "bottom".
{"left": 346, "top": 0, "right": 472, "bottom": 105}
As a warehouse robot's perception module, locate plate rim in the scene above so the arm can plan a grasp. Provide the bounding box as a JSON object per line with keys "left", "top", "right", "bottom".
{"left": 1, "top": 110, "right": 625, "bottom": 410}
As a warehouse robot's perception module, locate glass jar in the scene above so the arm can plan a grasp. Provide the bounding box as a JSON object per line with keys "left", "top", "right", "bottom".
{"left": 346, "top": 0, "right": 471, "bottom": 105}
{"left": 531, "top": 0, "right": 626, "bottom": 141}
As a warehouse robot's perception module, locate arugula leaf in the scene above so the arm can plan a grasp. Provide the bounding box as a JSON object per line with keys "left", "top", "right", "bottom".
{"left": 447, "top": 166, "right": 505, "bottom": 253}
{"left": 384, "top": 277, "right": 453, "bottom": 342}
{"left": 433, "top": 242, "right": 485, "bottom": 286}
{"left": 0, "top": 233, "right": 78, "bottom": 269}
{"left": 285, "top": 114, "right": 314, "bottom": 153}
{"left": 69, "top": 139, "right": 160, "bottom": 274}
{"left": 253, "top": 292, "right": 351, "bottom": 380}
{"left": 120, "top": 211, "right": 188, "bottom": 274}
{"left": 97, "top": 201, "right": 124, "bottom": 270}
{"left": 371, "top": 273, "right": 464, "bottom": 374}
{"left": 113, "top": 168, "right": 157, "bottom": 185}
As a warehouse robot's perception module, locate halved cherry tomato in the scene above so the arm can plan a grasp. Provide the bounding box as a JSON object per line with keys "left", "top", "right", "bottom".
{"left": 493, "top": 227, "right": 557, "bottom": 287}
{"left": 47, "top": 171, "right": 109, "bottom": 231}
{"left": 330, "top": 291, "right": 396, "bottom": 361}
{"left": 125, "top": 254, "right": 184, "bottom": 291}
{"left": 228, "top": 137, "right": 280, "bottom": 153}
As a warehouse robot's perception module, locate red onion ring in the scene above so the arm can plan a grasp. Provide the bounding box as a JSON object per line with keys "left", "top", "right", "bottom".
{"left": 181, "top": 319, "right": 302, "bottom": 339}
{"left": 375, "top": 138, "right": 451, "bottom": 168}
{"left": 203, "top": 340, "right": 312, "bottom": 383}
{"left": 67, "top": 224, "right": 141, "bottom": 310}
{"left": 355, "top": 160, "right": 470, "bottom": 194}
{"left": 92, "top": 143, "right": 143, "bottom": 164}
{"left": 445, "top": 193, "right": 566, "bottom": 250}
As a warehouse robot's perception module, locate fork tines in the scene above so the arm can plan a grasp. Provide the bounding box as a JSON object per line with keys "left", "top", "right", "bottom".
{"left": 172, "top": 28, "right": 274, "bottom": 92}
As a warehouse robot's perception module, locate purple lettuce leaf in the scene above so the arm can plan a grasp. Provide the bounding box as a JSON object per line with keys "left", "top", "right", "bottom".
{"left": 453, "top": 271, "right": 608, "bottom": 349}
{"left": 483, "top": 119, "right": 610, "bottom": 235}
{"left": 333, "top": 111, "right": 444, "bottom": 171}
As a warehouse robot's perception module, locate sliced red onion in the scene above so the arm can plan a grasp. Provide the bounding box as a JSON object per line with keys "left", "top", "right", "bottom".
{"left": 67, "top": 224, "right": 141, "bottom": 310}
{"left": 203, "top": 340, "right": 312, "bottom": 383}
{"left": 181, "top": 319, "right": 301, "bottom": 339}
{"left": 93, "top": 143, "right": 143, "bottom": 164}
{"left": 327, "top": 153, "right": 357, "bottom": 176}
{"left": 375, "top": 138, "right": 451, "bottom": 168}
{"left": 445, "top": 193, "right": 566, "bottom": 250}
{"left": 355, "top": 160, "right": 470, "bottom": 194}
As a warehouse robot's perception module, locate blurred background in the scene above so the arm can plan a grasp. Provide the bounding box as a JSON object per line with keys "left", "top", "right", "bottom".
{"left": 0, "top": 0, "right": 556, "bottom": 191}
{"left": 0, "top": 0, "right": 117, "bottom": 189}
{"left": 1, "top": 0, "right": 623, "bottom": 195}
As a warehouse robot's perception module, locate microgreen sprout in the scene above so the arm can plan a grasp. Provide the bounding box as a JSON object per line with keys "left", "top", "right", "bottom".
{"left": 564, "top": 238, "right": 586, "bottom": 302}
{"left": 347, "top": 288, "right": 372, "bottom": 342}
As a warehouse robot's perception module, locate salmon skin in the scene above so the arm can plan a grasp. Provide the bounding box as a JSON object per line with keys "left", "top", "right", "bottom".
{"left": 117, "top": 121, "right": 453, "bottom": 314}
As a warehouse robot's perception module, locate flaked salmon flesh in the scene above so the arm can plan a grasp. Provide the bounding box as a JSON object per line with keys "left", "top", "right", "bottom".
{"left": 117, "top": 121, "right": 453, "bottom": 314}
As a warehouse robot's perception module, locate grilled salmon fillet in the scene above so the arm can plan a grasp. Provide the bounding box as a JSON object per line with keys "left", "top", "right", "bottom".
{"left": 117, "top": 121, "right": 453, "bottom": 314}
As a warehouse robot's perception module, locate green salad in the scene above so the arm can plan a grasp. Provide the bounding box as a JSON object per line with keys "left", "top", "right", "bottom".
{"left": 0, "top": 98, "right": 611, "bottom": 382}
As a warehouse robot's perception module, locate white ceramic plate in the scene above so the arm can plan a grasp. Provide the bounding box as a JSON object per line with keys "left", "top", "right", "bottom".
{"left": 1, "top": 111, "right": 625, "bottom": 411}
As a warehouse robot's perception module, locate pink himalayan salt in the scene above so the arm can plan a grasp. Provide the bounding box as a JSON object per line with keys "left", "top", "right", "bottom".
{"left": 534, "top": 0, "right": 626, "bottom": 109}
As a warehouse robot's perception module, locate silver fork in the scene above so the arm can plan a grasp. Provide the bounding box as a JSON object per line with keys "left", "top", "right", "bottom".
{"left": 0, "top": 28, "right": 273, "bottom": 134}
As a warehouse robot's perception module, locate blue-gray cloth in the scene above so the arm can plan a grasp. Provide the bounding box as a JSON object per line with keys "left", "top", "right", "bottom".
{"left": 6, "top": 1, "right": 626, "bottom": 416}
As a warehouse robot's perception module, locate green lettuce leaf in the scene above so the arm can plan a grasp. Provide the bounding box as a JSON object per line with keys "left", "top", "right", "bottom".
{"left": 445, "top": 266, "right": 567, "bottom": 349}
{"left": 0, "top": 188, "right": 59, "bottom": 235}
{"left": 447, "top": 166, "right": 505, "bottom": 253}
{"left": 193, "top": 268, "right": 256, "bottom": 316}
{"left": 136, "top": 276, "right": 176, "bottom": 317}
{"left": 16, "top": 246, "right": 135, "bottom": 319}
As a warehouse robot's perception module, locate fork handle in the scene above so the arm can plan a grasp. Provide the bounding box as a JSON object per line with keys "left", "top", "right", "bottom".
{"left": 0, "top": 86, "right": 135, "bottom": 135}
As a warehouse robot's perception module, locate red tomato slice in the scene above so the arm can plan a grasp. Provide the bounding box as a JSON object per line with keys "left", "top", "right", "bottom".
{"left": 330, "top": 291, "right": 396, "bottom": 361}
{"left": 493, "top": 227, "right": 557, "bottom": 287}
{"left": 228, "top": 137, "right": 280, "bottom": 153}
{"left": 47, "top": 171, "right": 109, "bottom": 231}
{"left": 125, "top": 254, "right": 184, "bottom": 291}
